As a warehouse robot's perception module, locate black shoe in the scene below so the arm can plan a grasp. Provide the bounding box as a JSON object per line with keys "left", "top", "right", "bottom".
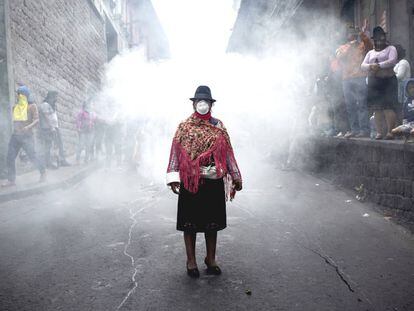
{"left": 204, "top": 258, "right": 222, "bottom": 275}
{"left": 186, "top": 264, "right": 200, "bottom": 278}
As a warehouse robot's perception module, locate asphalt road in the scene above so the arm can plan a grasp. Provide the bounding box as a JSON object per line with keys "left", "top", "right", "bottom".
{"left": 0, "top": 167, "right": 413, "bottom": 311}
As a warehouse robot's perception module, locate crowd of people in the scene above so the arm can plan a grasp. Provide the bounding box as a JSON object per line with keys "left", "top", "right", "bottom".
{"left": 1, "top": 85, "right": 137, "bottom": 187}
{"left": 3, "top": 25, "right": 412, "bottom": 186}
{"left": 75, "top": 98, "right": 132, "bottom": 168}
{"left": 310, "top": 23, "right": 413, "bottom": 141}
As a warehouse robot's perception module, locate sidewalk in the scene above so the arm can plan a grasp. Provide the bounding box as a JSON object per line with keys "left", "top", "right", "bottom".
{"left": 0, "top": 160, "right": 100, "bottom": 204}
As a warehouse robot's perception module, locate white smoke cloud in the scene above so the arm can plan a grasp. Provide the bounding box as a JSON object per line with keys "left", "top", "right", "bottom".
{"left": 98, "top": 0, "right": 341, "bottom": 186}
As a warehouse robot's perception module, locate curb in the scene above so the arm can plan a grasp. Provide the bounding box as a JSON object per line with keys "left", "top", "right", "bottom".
{"left": 0, "top": 163, "right": 100, "bottom": 204}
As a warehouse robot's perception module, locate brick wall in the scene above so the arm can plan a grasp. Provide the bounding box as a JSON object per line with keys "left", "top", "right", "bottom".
{"left": 312, "top": 138, "right": 414, "bottom": 222}
{"left": 8, "top": 0, "right": 107, "bottom": 152}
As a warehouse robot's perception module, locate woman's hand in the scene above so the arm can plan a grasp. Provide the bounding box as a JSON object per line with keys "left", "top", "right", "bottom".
{"left": 169, "top": 182, "right": 180, "bottom": 195}
{"left": 233, "top": 179, "right": 242, "bottom": 191}
{"left": 370, "top": 64, "right": 380, "bottom": 72}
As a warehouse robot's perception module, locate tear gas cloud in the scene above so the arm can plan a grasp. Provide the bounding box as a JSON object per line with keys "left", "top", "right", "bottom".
{"left": 98, "top": 0, "right": 342, "bottom": 187}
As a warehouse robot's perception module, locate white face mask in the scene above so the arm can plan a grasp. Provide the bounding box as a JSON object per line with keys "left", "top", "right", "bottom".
{"left": 195, "top": 100, "right": 211, "bottom": 115}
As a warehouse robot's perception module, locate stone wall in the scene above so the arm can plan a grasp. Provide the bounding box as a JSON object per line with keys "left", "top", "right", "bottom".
{"left": 0, "top": 0, "right": 11, "bottom": 177}
{"left": 312, "top": 138, "right": 414, "bottom": 221}
{"left": 7, "top": 0, "right": 107, "bottom": 152}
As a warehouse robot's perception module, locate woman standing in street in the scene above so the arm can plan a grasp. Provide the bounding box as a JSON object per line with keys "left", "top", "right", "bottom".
{"left": 361, "top": 26, "right": 398, "bottom": 140}
{"left": 166, "top": 85, "right": 242, "bottom": 278}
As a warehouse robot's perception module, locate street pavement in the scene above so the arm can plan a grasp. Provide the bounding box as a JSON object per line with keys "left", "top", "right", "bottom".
{"left": 0, "top": 167, "right": 413, "bottom": 311}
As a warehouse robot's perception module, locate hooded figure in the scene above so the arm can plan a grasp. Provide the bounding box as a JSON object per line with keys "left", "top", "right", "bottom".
{"left": 13, "top": 86, "right": 31, "bottom": 122}
{"left": 38, "top": 91, "right": 70, "bottom": 168}
{"left": 39, "top": 91, "right": 59, "bottom": 130}
{"left": 44, "top": 91, "right": 58, "bottom": 111}
{"left": 2, "top": 85, "right": 46, "bottom": 187}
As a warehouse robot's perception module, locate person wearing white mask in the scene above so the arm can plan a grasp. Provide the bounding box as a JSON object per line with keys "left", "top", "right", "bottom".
{"left": 166, "top": 85, "right": 242, "bottom": 278}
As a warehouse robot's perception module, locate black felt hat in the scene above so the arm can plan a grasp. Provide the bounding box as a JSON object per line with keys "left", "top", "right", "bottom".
{"left": 372, "top": 26, "right": 386, "bottom": 39}
{"left": 190, "top": 85, "right": 216, "bottom": 103}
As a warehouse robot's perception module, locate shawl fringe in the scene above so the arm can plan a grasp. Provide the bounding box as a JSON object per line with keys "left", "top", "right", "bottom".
{"left": 172, "top": 134, "right": 231, "bottom": 193}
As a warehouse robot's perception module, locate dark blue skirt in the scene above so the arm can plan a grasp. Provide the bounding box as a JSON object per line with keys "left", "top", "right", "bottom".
{"left": 177, "top": 178, "right": 226, "bottom": 233}
{"left": 367, "top": 75, "right": 398, "bottom": 110}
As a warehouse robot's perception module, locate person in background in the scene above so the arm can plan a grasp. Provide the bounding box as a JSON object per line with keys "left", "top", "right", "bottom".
{"left": 394, "top": 45, "right": 411, "bottom": 90}
{"left": 38, "top": 91, "right": 71, "bottom": 169}
{"left": 391, "top": 59, "right": 414, "bottom": 143}
{"left": 53, "top": 101, "right": 71, "bottom": 167}
{"left": 309, "top": 74, "right": 334, "bottom": 136}
{"left": 2, "top": 85, "right": 46, "bottom": 186}
{"left": 93, "top": 116, "right": 106, "bottom": 160}
{"left": 125, "top": 117, "right": 140, "bottom": 168}
{"left": 361, "top": 26, "right": 398, "bottom": 140}
{"left": 336, "top": 20, "right": 372, "bottom": 138}
{"left": 104, "top": 109, "right": 124, "bottom": 168}
{"left": 394, "top": 44, "right": 411, "bottom": 122}
{"left": 38, "top": 91, "right": 58, "bottom": 169}
{"left": 131, "top": 128, "right": 141, "bottom": 168}
{"left": 329, "top": 55, "right": 350, "bottom": 137}
{"left": 76, "top": 99, "right": 96, "bottom": 164}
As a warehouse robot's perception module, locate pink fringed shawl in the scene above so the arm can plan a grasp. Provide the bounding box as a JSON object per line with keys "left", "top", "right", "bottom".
{"left": 167, "top": 114, "right": 239, "bottom": 193}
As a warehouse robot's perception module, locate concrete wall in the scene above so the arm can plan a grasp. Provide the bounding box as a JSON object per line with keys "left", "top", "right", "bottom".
{"left": 312, "top": 138, "right": 414, "bottom": 222}
{"left": 7, "top": 0, "right": 107, "bottom": 152}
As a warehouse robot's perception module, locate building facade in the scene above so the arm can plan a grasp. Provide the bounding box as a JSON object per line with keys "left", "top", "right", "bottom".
{"left": 0, "top": 0, "right": 168, "bottom": 177}
{"left": 339, "top": 0, "right": 414, "bottom": 65}
{"left": 229, "top": 0, "right": 414, "bottom": 63}
{"left": 125, "top": 0, "right": 169, "bottom": 60}
{"left": 227, "top": 0, "right": 341, "bottom": 54}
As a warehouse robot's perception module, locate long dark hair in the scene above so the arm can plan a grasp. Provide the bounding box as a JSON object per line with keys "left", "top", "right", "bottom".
{"left": 395, "top": 44, "right": 406, "bottom": 61}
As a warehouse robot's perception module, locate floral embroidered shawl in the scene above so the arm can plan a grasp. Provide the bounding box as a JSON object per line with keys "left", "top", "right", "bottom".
{"left": 167, "top": 113, "right": 241, "bottom": 193}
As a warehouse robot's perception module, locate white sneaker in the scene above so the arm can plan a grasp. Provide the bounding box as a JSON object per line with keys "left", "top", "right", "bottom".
{"left": 344, "top": 131, "right": 355, "bottom": 139}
